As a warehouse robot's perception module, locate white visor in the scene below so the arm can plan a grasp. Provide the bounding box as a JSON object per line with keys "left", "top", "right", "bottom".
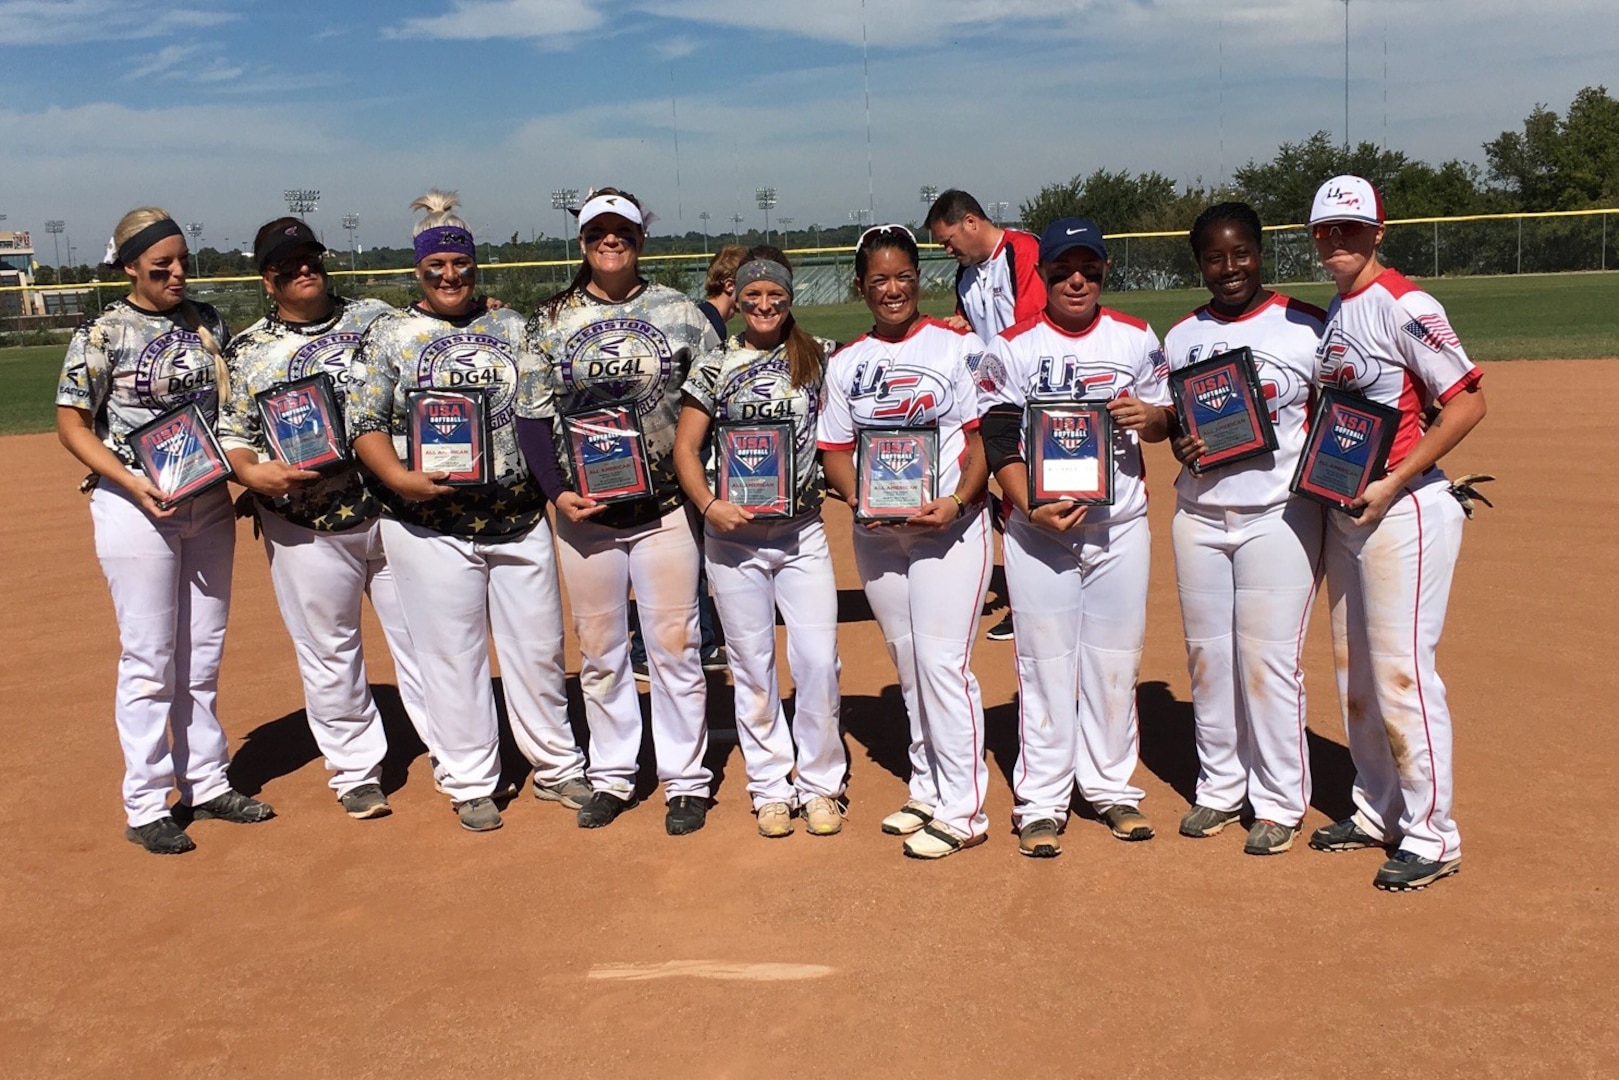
{"left": 577, "top": 194, "right": 646, "bottom": 232}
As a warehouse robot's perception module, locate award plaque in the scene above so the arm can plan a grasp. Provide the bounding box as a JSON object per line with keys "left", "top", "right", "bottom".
{"left": 254, "top": 373, "right": 348, "bottom": 472}
{"left": 1289, "top": 387, "right": 1401, "bottom": 515}
{"left": 407, "top": 388, "right": 491, "bottom": 486}
{"left": 855, "top": 427, "right": 937, "bottom": 522}
{"left": 1169, "top": 347, "right": 1279, "bottom": 475}
{"left": 563, "top": 404, "right": 653, "bottom": 504}
{"left": 127, "top": 402, "right": 234, "bottom": 509}
{"left": 1025, "top": 400, "right": 1114, "bottom": 507}
{"left": 715, "top": 420, "right": 794, "bottom": 518}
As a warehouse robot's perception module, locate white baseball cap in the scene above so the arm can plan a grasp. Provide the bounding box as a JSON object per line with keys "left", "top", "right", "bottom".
{"left": 577, "top": 192, "right": 646, "bottom": 231}
{"left": 1309, "top": 175, "right": 1384, "bottom": 226}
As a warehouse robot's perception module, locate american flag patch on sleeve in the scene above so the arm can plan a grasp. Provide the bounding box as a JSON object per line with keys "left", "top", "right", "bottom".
{"left": 1402, "top": 313, "right": 1459, "bottom": 351}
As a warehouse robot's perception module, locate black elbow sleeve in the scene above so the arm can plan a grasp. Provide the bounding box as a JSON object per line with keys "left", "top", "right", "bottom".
{"left": 981, "top": 404, "right": 1025, "bottom": 475}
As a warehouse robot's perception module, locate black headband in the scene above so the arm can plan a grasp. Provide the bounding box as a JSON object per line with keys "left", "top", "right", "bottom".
{"left": 114, "top": 219, "right": 185, "bottom": 268}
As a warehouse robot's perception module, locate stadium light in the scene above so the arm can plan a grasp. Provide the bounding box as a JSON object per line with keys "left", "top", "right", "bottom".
{"left": 186, "top": 222, "right": 203, "bottom": 276}
{"left": 284, "top": 189, "right": 320, "bottom": 216}
{"left": 919, "top": 185, "right": 938, "bottom": 207}
{"left": 755, "top": 186, "right": 777, "bottom": 245}
{"left": 551, "top": 189, "right": 579, "bottom": 259}
{"left": 45, "top": 220, "right": 64, "bottom": 275}
{"left": 342, "top": 213, "right": 360, "bottom": 273}
{"left": 729, "top": 212, "right": 745, "bottom": 243}
{"left": 777, "top": 217, "right": 794, "bottom": 245}
{"left": 698, "top": 210, "right": 711, "bottom": 255}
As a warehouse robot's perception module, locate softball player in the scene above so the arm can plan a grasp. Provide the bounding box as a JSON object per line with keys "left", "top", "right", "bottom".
{"left": 1305, "top": 176, "right": 1486, "bottom": 891}
{"left": 516, "top": 188, "right": 721, "bottom": 836}
{"left": 55, "top": 207, "right": 274, "bottom": 855}
{"left": 1161, "top": 202, "right": 1327, "bottom": 855}
{"left": 217, "top": 217, "right": 436, "bottom": 820}
{"left": 671, "top": 248, "right": 846, "bottom": 839}
{"left": 817, "top": 224, "right": 992, "bottom": 860}
{"left": 347, "top": 190, "right": 585, "bottom": 834}
{"left": 975, "top": 217, "right": 1173, "bottom": 859}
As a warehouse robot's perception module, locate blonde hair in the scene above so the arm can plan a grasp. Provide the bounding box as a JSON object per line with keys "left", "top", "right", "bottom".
{"left": 410, "top": 189, "right": 468, "bottom": 235}
{"left": 113, "top": 206, "right": 228, "bottom": 398}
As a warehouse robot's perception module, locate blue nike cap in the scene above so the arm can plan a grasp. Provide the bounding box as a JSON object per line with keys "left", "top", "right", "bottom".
{"left": 1038, "top": 217, "right": 1108, "bottom": 264}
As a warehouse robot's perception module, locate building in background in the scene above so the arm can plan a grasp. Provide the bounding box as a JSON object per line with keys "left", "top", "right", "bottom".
{"left": 0, "top": 231, "right": 45, "bottom": 318}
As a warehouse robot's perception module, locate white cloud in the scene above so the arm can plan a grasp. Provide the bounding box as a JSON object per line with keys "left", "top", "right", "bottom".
{"left": 386, "top": 0, "right": 604, "bottom": 41}
{"left": 0, "top": 0, "right": 235, "bottom": 45}
{"left": 653, "top": 34, "right": 699, "bottom": 61}
{"left": 124, "top": 44, "right": 206, "bottom": 81}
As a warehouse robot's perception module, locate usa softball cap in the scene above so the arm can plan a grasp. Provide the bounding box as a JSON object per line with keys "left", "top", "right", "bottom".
{"left": 1038, "top": 217, "right": 1108, "bottom": 263}
{"left": 1310, "top": 175, "right": 1384, "bottom": 226}
{"left": 577, "top": 193, "right": 646, "bottom": 231}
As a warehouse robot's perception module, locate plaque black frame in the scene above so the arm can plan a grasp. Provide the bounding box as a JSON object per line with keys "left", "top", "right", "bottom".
{"left": 406, "top": 388, "right": 492, "bottom": 487}
{"left": 563, "top": 403, "right": 653, "bottom": 505}
{"left": 855, "top": 426, "right": 938, "bottom": 523}
{"left": 1024, "top": 399, "right": 1114, "bottom": 507}
{"left": 1168, "top": 346, "right": 1279, "bottom": 475}
{"left": 254, "top": 372, "right": 349, "bottom": 472}
{"left": 714, "top": 419, "right": 795, "bottom": 519}
{"left": 127, "top": 401, "right": 234, "bottom": 509}
{"left": 1289, "top": 386, "right": 1401, "bottom": 515}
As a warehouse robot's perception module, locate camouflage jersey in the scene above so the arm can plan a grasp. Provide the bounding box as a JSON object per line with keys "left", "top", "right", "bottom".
{"left": 219, "top": 296, "right": 392, "bottom": 532}
{"left": 683, "top": 333, "right": 835, "bottom": 518}
{"left": 55, "top": 298, "right": 230, "bottom": 468}
{"left": 520, "top": 282, "right": 720, "bottom": 528}
{"left": 346, "top": 302, "right": 543, "bottom": 541}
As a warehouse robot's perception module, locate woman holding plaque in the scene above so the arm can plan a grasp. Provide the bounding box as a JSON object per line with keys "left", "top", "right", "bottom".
{"left": 346, "top": 190, "right": 586, "bottom": 834}
{"left": 1303, "top": 175, "right": 1486, "bottom": 892}
{"left": 217, "top": 216, "right": 437, "bottom": 822}
{"left": 974, "top": 217, "right": 1173, "bottom": 859}
{"left": 816, "top": 224, "right": 992, "bottom": 860}
{"left": 516, "top": 187, "right": 721, "bottom": 837}
{"left": 1160, "top": 201, "right": 1328, "bottom": 857}
{"left": 55, "top": 206, "right": 275, "bottom": 855}
{"left": 671, "top": 247, "right": 847, "bottom": 839}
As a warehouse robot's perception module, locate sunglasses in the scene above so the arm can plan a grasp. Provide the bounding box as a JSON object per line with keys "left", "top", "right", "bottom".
{"left": 1044, "top": 267, "right": 1106, "bottom": 286}
{"left": 856, "top": 223, "right": 915, "bottom": 250}
{"left": 1311, "top": 221, "right": 1375, "bottom": 240}
{"left": 271, "top": 260, "right": 328, "bottom": 284}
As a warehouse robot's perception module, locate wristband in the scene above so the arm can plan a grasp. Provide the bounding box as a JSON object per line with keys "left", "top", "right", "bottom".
{"left": 949, "top": 492, "right": 965, "bottom": 513}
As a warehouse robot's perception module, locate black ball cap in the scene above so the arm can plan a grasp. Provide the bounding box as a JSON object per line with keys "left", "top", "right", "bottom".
{"left": 256, "top": 220, "right": 325, "bottom": 271}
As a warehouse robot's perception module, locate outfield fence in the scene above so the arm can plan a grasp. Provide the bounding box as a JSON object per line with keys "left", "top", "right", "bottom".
{"left": 3, "top": 207, "right": 1615, "bottom": 336}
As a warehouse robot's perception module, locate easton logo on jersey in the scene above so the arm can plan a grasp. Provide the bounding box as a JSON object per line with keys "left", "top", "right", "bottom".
{"left": 563, "top": 317, "right": 674, "bottom": 414}
{"left": 1333, "top": 412, "right": 1372, "bottom": 452}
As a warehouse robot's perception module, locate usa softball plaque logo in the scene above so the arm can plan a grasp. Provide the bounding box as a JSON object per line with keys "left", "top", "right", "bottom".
{"left": 716, "top": 421, "right": 793, "bottom": 518}
{"left": 1290, "top": 388, "right": 1399, "bottom": 515}
{"left": 1050, "top": 413, "right": 1092, "bottom": 453}
{"left": 856, "top": 427, "right": 937, "bottom": 522}
{"left": 1168, "top": 347, "right": 1277, "bottom": 475}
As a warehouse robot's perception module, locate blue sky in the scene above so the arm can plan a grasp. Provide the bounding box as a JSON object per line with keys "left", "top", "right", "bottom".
{"left": 1, "top": 0, "right": 1613, "bottom": 261}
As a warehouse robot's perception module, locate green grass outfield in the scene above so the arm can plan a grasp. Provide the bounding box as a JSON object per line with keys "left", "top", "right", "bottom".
{"left": 5, "top": 273, "right": 1614, "bottom": 436}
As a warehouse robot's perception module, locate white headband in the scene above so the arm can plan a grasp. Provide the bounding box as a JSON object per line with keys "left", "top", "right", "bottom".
{"left": 577, "top": 193, "right": 646, "bottom": 232}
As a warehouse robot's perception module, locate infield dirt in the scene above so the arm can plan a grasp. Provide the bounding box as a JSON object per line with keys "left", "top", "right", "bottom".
{"left": 2, "top": 359, "right": 1614, "bottom": 1078}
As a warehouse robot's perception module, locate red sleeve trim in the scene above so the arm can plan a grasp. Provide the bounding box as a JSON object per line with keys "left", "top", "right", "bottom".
{"left": 1001, "top": 312, "right": 1045, "bottom": 342}
{"left": 961, "top": 417, "right": 981, "bottom": 432}
{"left": 1436, "top": 367, "right": 1483, "bottom": 405}
{"left": 817, "top": 440, "right": 856, "bottom": 452}
{"left": 1102, "top": 308, "right": 1150, "bottom": 331}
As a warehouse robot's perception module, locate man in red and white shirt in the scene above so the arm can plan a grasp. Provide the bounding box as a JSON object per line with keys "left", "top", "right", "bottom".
{"left": 925, "top": 189, "right": 1048, "bottom": 640}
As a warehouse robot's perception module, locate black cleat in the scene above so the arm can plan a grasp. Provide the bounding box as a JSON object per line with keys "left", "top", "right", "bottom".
{"left": 1373, "top": 851, "right": 1461, "bottom": 892}
{"left": 184, "top": 789, "right": 276, "bottom": 824}
{"left": 125, "top": 816, "right": 196, "bottom": 855}
{"left": 577, "top": 791, "right": 635, "bottom": 829}
{"left": 665, "top": 795, "right": 709, "bottom": 836}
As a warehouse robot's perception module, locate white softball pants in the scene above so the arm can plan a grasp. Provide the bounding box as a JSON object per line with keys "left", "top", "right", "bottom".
{"left": 379, "top": 517, "right": 582, "bottom": 804}
{"left": 258, "top": 512, "right": 435, "bottom": 796}
{"left": 1172, "top": 498, "right": 1324, "bottom": 826}
{"left": 1326, "top": 474, "right": 1465, "bottom": 862}
{"left": 853, "top": 508, "right": 991, "bottom": 839}
{"left": 704, "top": 515, "right": 844, "bottom": 809}
{"left": 555, "top": 505, "right": 709, "bottom": 801}
{"left": 1004, "top": 510, "right": 1150, "bottom": 828}
{"left": 90, "top": 482, "right": 236, "bottom": 828}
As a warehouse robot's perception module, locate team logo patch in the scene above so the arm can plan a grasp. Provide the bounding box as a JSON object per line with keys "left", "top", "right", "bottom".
{"left": 1334, "top": 413, "right": 1372, "bottom": 452}
{"left": 288, "top": 331, "right": 363, "bottom": 387}
{"left": 563, "top": 317, "right": 673, "bottom": 416}
{"left": 133, "top": 328, "right": 212, "bottom": 406}
{"left": 1401, "top": 314, "right": 1459, "bottom": 352}
{"left": 878, "top": 438, "right": 918, "bottom": 474}
{"left": 976, "top": 353, "right": 1009, "bottom": 395}
{"left": 419, "top": 331, "right": 516, "bottom": 426}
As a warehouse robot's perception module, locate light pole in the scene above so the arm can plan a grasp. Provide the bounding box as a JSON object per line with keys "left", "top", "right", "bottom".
{"left": 1340, "top": 0, "right": 1350, "bottom": 151}
{"left": 186, "top": 222, "right": 204, "bottom": 276}
{"left": 850, "top": 208, "right": 870, "bottom": 231}
{"left": 811, "top": 223, "right": 821, "bottom": 251}
{"left": 777, "top": 217, "right": 794, "bottom": 247}
{"left": 729, "top": 212, "right": 744, "bottom": 243}
{"left": 284, "top": 188, "right": 320, "bottom": 217}
{"left": 755, "top": 186, "right": 777, "bottom": 246}
{"left": 919, "top": 185, "right": 938, "bottom": 215}
{"left": 45, "top": 220, "right": 64, "bottom": 278}
{"left": 342, "top": 213, "right": 360, "bottom": 273}
{"left": 698, "top": 211, "right": 711, "bottom": 255}
{"left": 988, "top": 200, "right": 1010, "bottom": 225}
{"left": 551, "top": 189, "right": 579, "bottom": 258}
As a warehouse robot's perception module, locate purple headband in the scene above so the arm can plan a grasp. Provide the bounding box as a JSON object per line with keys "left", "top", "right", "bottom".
{"left": 414, "top": 225, "right": 477, "bottom": 263}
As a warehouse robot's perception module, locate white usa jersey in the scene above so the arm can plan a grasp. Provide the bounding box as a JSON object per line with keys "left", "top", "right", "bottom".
{"left": 976, "top": 308, "right": 1170, "bottom": 524}
{"left": 817, "top": 317, "right": 985, "bottom": 497}
{"left": 1163, "top": 292, "right": 1325, "bottom": 510}
{"left": 1315, "top": 269, "right": 1481, "bottom": 471}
